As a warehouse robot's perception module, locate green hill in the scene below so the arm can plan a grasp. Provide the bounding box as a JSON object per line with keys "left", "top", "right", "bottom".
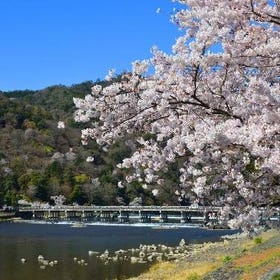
{"left": 0, "top": 80, "right": 180, "bottom": 207}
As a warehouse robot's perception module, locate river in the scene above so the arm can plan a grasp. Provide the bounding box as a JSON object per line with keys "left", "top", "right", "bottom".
{"left": 0, "top": 222, "right": 237, "bottom": 280}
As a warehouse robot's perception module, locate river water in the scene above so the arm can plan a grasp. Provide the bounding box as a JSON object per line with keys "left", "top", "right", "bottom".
{"left": 0, "top": 222, "right": 236, "bottom": 280}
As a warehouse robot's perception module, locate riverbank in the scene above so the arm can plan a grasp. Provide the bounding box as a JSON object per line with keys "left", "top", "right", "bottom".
{"left": 128, "top": 229, "right": 280, "bottom": 280}
{"left": 0, "top": 216, "right": 21, "bottom": 221}
{"left": 0, "top": 210, "right": 16, "bottom": 221}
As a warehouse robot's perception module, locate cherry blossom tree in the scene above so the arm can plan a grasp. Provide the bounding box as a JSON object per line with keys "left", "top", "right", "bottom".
{"left": 74, "top": 0, "right": 280, "bottom": 230}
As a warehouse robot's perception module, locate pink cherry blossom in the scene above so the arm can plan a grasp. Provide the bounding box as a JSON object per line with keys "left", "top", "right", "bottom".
{"left": 74, "top": 0, "right": 280, "bottom": 230}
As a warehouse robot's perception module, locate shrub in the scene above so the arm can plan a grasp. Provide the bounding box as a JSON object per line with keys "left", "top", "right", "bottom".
{"left": 271, "top": 272, "right": 280, "bottom": 280}
{"left": 223, "top": 256, "right": 233, "bottom": 264}
{"left": 254, "top": 237, "right": 262, "bottom": 245}
{"left": 241, "top": 248, "right": 248, "bottom": 253}
{"left": 187, "top": 273, "right": 200, "bottom": 280}
{"left": 74, "top": 174, "right": 89, "bottom": 184}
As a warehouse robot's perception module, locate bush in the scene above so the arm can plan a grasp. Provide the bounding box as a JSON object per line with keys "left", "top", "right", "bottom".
{"left": 223, "top": 255, "right": 233, "bottom": 264}
{"left": 187, "top": 273, "right": 200, "bottom": 280}
{"left": 254, "top": 237, "right": 262, "bottom": 245}
{"left": 241, "top": 248, "right": 248, "bottom": 253}
{"left": 74, "top": 174, "right": 89, "bottom": 184}
{"left": 271, "top": 272, "right": 280, "bottom": 280}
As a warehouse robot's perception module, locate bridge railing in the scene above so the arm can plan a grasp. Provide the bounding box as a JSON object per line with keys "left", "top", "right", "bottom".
{"left": 18, "top": 205, "right": 222, "bottom": 212}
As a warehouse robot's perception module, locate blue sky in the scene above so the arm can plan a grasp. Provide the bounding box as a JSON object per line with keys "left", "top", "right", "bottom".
{"left": 0, "top": 0, "right": 182, "bottom": 91}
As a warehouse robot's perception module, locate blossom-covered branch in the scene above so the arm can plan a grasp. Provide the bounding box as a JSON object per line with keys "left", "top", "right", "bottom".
{"left": 74, "top": 0, "right": 280, "bottom": 230}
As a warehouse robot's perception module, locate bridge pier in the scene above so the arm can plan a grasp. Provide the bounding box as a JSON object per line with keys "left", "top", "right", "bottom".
{"left": 206, "top": 212, "right": 218, "bottom": 226}
{"left": 180, "top": 211, "right": 191, "bottom": 223}
{"left": 204, "top": 212, "right": 209, "bottom": 224}
{"left": 100, "top": 212, "right": 115, "bottom": 222}
{"left": 138, "top": 211, "right": 151, "bottom": 223}
{"left": 159, "top": 211, "right": 168, "bottom": 223}
{"left": 48, "top": 211, "right": 60, "bottom": 222}
{"left": 118, "top": 211, "right": 129, "bottom": 223}
{"left": 32, "top": 210, "right": 45, "bottom": 220}
{"left": 65, "top": 210, "right": 81, "bottom": 221}
{"left": 82, "top": 211, "right": 95, "bottom": 221}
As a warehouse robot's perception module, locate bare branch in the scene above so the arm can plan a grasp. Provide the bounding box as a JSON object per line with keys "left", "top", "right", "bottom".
{"left": 250, "top": 0, "right": 280, "bottom": 26}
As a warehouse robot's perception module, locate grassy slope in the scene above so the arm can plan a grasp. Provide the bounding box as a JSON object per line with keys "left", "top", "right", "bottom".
{"left": 129, "top": 229, "right": 280, "bottom": 280}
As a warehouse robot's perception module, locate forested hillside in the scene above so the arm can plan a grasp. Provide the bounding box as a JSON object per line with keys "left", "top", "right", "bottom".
{"left": 0, "top": 80, "right": 181, "bottom": 207}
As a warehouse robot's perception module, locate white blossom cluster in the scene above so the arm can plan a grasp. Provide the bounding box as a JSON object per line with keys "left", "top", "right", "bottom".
{"left": 86, "top": 156, "right": 95, "bottom": 162}
{"left": 57, "top": 121, "right": 65, "bottom": 129}
{"left": 50, "top": 195, "right": 66, "bottom": 206}
{"left": 74, "top": 0, "right": 280, "bottom": 230}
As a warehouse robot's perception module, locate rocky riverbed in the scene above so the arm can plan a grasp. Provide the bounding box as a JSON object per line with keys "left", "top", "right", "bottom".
{"left": 127, "top": 229, "right": 280, "bottom": 280}
{"left": 90, "top": 238, "right": 191, "bottom": 266}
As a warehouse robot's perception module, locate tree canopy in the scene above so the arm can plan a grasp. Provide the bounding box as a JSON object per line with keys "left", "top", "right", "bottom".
{"left": 74, "top": 0, "right": 280, "bottom": 230}
{"left": 1, "top": 81, "right": 169, "bottom": 208}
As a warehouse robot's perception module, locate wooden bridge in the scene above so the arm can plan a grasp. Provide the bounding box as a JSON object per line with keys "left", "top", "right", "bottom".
{"left": 18, "top": 205, "right": 222, "bottom": 226}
